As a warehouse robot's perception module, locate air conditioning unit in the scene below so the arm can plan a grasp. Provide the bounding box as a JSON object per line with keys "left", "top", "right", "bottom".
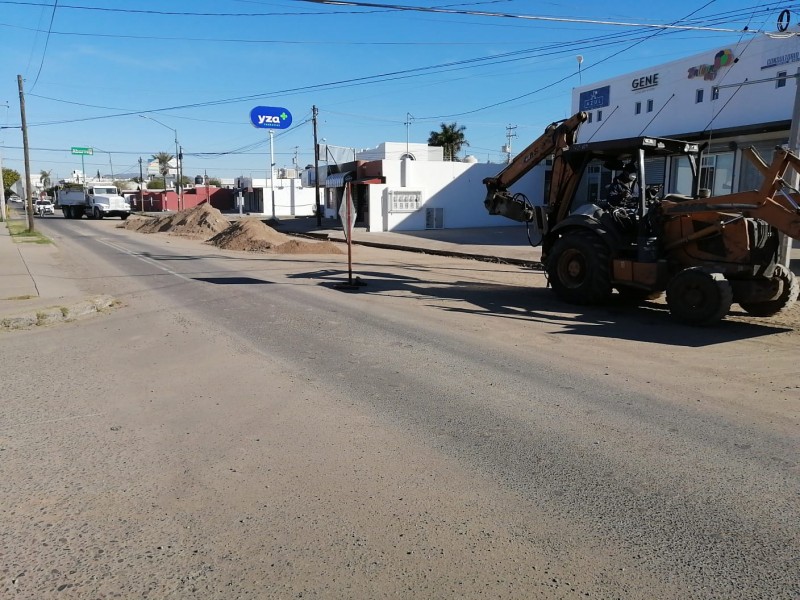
{"left": 425, "top": 207, "right": 443, "bottom": 229}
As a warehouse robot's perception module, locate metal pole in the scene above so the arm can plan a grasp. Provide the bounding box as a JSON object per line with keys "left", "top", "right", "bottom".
{"left": 138, "top": 157, "right": 144, "bottom": 214}
{"left": 781, "top": 66, "right": 800, "bottom": 268}
{"left": 269, "top": 129, "right": 276, "bottom": 218}
{"left": 346, "top": 182, "right": 353, "bottom": 284}
{"left": 0, "top": 148, "right": 6, "bottom": 222}
{"left": 18, "top": 75, "right": 34, "bottom": 232}
{"left": 205, "top": 169, "right": 209, "bottom": 207}
{"left": 0, "top": 102, "right": 7, "bottom": 222}
{"left": 174, "top": 136, "right": 179, "bottom": 209}
{"left": 313, "top": 105, "right": 321, "bottom": 226}
{"left": 178, "top": 145, "right": 183, "bottom": 211}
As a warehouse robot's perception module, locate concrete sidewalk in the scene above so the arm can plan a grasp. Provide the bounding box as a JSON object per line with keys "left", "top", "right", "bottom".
{"left": 0, "top": 217, "right": 39, "bottom": 301}
{"left": 0, "top": 215, "right": 114, "bottom": 328}
{"left": 270, "top": 216, "right": 544, "bottom": 267}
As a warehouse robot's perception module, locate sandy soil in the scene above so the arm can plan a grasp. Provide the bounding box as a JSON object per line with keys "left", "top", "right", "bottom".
{"left": 122, "top": 205, "right": 342, "bottom": 255}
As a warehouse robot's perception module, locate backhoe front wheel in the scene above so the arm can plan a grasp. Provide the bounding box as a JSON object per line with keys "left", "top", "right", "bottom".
{"left": 546, "top": 230, "right": 612, "bottom": 305}
{"left": 738, "top": 265, "right": 798, "bottom": 317}
{"left": 666, "top": 268, "right": 732, "bottom": 325}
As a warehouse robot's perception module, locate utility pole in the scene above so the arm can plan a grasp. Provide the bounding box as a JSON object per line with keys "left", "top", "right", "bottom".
{"left": 178, "top": 145, "right": 183, "bottom": 211}
{"left": 313, "top": 105, "right": 321, "bottom": 226}
{"left": 138, "top": 157, "right": 144, "bottom": 214}
{"left": 503, "top": 124, "right": 517, "bottom": 164}
{"left": 18, "top": 75, "right": 34, "bottom": 232}
{"left": 0, "top": 146, "right": 6, "bottom": 223}
{"left": 204, "top": 169, "right": 210, "bottom": 207}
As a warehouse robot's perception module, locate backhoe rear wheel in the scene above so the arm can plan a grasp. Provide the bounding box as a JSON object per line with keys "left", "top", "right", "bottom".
{"left": 738, "top": 265, "right": 798, "bottom": 317}
{"left": 547, "top": 230, "right": 612, "bottom": 305}
{"left": 666, "top": 268, "right": 732, "bottom": 325}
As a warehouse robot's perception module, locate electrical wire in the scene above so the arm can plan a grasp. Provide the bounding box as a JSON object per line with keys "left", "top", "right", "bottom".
{"left": 28, "top": 0, "right": 57, "bottom": 92}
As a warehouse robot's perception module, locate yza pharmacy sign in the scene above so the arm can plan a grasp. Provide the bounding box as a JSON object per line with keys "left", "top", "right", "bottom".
{"left": 249, "top": 106, "right": 293, "bottom": 130}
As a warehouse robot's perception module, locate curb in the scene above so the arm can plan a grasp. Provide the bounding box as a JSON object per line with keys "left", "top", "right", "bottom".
{"left": 286, "top": 231, "right": 545, "bottom": 270}
{"left": 0, "top": 295, "right": 120, "bottom": 331}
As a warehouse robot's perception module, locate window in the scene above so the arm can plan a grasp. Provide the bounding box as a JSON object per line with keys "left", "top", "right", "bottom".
{"left": 647, "top": 99, "right": 654, "bottom": 113}
{"left": 777, "top": 71, "right": 788, "bottom": 89}
{"left": 388, "top": 189, "right": 422, "bottom": 212}
{"left": 587, "top": 112, "right": 593, "bottom": 123}
{"left": 711, "top": 87, "right": 720, "bottom": 100}
{"left": 597, "top": 110, "right": 603, "bottom": 121}
{"left": 696, "top": 89, "right": 704, "bottom": 103}
{"left": 698, "top": 154, "right": 733, "bottom": 196}
{"left": 635, "top": 102, "right": 642, "bottom": 115}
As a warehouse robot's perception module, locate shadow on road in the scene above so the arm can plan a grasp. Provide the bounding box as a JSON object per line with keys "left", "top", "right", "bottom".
{"left": 290, "top": 268, "right": 791, "bottom": 347}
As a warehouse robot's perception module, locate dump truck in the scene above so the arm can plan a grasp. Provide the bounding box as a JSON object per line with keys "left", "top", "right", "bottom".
{"left": 484, "top": 112, "right": 800, "bottom": 324}
{"left": 56, "top": 183, "right": 131, "bottom": 220}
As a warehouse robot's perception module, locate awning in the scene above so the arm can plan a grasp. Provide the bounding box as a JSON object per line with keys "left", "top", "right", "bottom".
{"left": 325, "top": 171, "right": 354, "bottom": 188}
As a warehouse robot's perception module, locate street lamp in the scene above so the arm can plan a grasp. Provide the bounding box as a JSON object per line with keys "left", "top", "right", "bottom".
{"left": 140, "top": 115, "right": 182, "bottom": 210}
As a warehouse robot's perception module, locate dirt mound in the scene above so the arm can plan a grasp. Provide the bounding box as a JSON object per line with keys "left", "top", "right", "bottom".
{"left": 274, "top": 239, "right": 343, "bottom": 255}
{"left": 207, "top": 218, "right": 290, "bottom": 251}
{"left": 208, "top": 219, "right": 342, "bottom": 254}
{"left": 120, "top": 204, "right": 230, "bottom": 239}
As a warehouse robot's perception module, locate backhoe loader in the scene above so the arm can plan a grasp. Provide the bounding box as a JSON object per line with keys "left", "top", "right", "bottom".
{"left": 483, "top": 112, "right": 800, "bottom": 324}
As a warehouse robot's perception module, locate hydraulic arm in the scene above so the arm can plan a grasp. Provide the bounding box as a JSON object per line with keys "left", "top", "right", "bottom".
{"left": 483, "top": 111, "right": 587, "bottom": 223}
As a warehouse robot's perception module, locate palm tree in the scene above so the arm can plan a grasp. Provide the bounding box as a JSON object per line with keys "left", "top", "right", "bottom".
{"left": 39, "top": 170, "right": 51, "bottom": 189}
{"left": 151, "top": 152, "right": 174, "bottom": 187}
{"left": 428, "top": 122, "right": 469, "bottom": 161}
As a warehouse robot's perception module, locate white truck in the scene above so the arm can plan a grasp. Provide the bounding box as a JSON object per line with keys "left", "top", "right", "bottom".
{"left": 56, "top": 184, "right": 131, "bottom": 220}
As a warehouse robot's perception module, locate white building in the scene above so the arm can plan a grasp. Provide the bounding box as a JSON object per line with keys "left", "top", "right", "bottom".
{"left": 571, "top": 29, "right": 800, "bottom": 197}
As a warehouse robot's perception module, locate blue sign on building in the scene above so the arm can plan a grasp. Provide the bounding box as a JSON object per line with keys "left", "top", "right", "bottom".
{"left": 250, "top": 106, "right": 293, "bottom": 130}
{"left": 579, "top": 86, "right": 610, "bottom": 111}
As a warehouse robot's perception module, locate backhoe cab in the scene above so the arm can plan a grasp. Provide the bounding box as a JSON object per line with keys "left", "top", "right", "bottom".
{"left": 484, "top": 113, "right": 800, "bottom": 325}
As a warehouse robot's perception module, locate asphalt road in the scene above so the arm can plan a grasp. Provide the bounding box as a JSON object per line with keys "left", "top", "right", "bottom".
{"left": 1, "top": 216, "right": 798, "bottom": 599}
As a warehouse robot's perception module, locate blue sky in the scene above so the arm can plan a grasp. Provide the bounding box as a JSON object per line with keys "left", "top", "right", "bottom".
{"left": 0, "top": 0, "right": 795, "bottom": 183}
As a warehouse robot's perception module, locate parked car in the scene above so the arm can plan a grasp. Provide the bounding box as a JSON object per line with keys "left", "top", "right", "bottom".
{"left": 8, "top": 195, "right": 22, "bottom": 203}
{"left": 34, "top": 199, "right": 54, "bottom": 216}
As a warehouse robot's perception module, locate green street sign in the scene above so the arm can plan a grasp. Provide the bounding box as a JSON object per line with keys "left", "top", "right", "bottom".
{"left": 71, "top": 146, "right": 93, "bottom": 156}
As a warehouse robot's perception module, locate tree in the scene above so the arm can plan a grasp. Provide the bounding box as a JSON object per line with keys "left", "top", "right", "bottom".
{"left": 208, "top": 177, "right": 222, "bottom": 186}
{"left": 146, "top": 178, "right": 167, "bottom": 190}
{"left": 3, "top": 167, "right": 20, "bottom": 193}
{"left": 428, "top": 122, "right": 469, "bottom": 161}
{"left": 39, "top": 170, "right": 52, "bottom": 189}
{"left": 151, "top": 152, "right": 174, "bottom": 183}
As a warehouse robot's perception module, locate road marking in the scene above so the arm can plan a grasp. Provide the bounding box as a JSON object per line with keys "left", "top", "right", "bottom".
{"left": 96, "top": 238, "right": 193, "bottom": 281}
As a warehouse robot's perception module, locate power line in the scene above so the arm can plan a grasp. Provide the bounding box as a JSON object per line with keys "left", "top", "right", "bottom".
{"left": 295, "top": 0, "right": 764, "bottom": 33}
{"left": 28, "top": 0, "right": 57, "bottom": 91}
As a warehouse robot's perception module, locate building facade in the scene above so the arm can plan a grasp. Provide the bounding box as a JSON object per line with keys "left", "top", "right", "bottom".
{"left": 571, "top": 29, "right": 800, "bottom": 199}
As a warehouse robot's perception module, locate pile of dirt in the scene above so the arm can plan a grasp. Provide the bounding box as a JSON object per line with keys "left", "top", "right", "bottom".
{"left": 207, "top": 218, "right": 290, "bottom": 251}
{"left": 120, "top": 204, "right": 231, "bottom": 239}
{"left": 208, "top": 218, "right": 342, "bottom": 254}
{"left": 274, "top": 239, "right": 343, "bottom": 255}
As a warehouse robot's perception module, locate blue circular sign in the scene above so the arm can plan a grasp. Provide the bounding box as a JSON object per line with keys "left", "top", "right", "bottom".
{"left": 250, "top": 106, "right": 292, "bottom": 130}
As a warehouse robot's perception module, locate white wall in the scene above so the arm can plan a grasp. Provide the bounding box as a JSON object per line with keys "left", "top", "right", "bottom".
{"left": 368, "top": 159, "right": 544, "bottom": 231}
{"left": 572, "top": 33, "right": 800, "bottom": 141}
{"left": 254, "top": 179, "right": 319, "bottom": 216}
{"left": 357, "top": 142, "right": 444, "bottom": 161}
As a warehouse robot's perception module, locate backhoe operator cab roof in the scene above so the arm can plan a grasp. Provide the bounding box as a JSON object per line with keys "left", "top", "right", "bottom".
{"left": 555, "top": 136, "right": 703, "bottom": 216}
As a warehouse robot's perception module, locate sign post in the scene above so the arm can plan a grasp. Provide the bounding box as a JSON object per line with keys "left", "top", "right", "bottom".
{"left": 71, "top": 146, "right": 93, "bottom": 187}
{"left": 334, "top": 182, "right": 365, "bottom": 290}
{"left": 250, "top": 107, "right": 291, "bottom": 218}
